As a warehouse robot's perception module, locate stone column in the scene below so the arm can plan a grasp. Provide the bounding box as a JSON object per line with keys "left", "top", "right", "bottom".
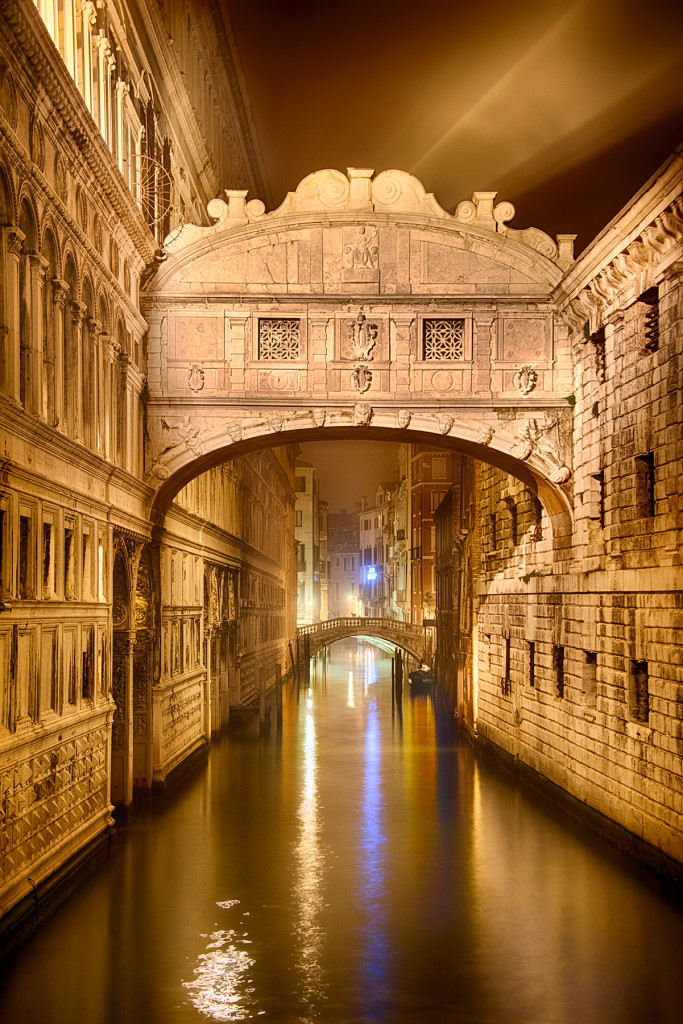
{"left": 103, "top": 335, "right": 121, "bottom": 461}
{"left": 29, "top": 253, "right": 47, "bottom": 417}
{"left": 69, "top": 299, "right": 86, "bottom": 441}
{"left": 309, "top": 315, "right": 329, "bottom": 395}
{"left": 472, "top": 312, "right": 495, "bottom": 398}
{"left": 390, "top": 314, "right": 413, "bottom": 395}
{"left": 1, "top": 227, "right": 24, "bottom": 401}
{"left": 122, "top": 629, "right": 136, "bottom": 807}
{"left": 87, "top": 317, "right": 102, "bottom": 451}
{"left": 52, "top": 278, "right": 68, "bottom": 430}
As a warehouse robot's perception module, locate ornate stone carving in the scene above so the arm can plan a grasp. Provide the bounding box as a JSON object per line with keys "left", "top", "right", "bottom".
{"left": 344, "top": 310, "right": 378, "bottom": 360}
{"left": 269, "top": 413, "right": 283, "bottom": 432}
{"left": 343, "top": 225, "right": 378, "bottom": 269}
{"left": 397, "top": 409, "right": 412, "bottom": 428}
{"left": 259, "top": 369, "right": 299, "bottom": 391}
{"left": 228, "top": 422, "right": 243, "bottom": 442}
{"left": 187, "top": 364, "right": 205, "bottom": 392}
{"left": 1, "top": 68, "right": 17, "bottom": 129}
{"left": 514, "top": 415, "right": 570, "bottom": 481}
{"left": 312, "top": 408, "right": 326, "bottom": 427}
{"left": 513, "top": 365, "right": 539, "bottom": 395}
{"left": 150, "top": 416, "right": 204, "bottom": 478}
{"left": 353, "top": 402, "right": 373, "bottom": 426}
{"left": 29, "top": 114, "right": 45, "bottom": 172}
{"left": 436, "top": 414, "right": 454, "bottom": 435}
{"left": 476, "top": 426, "right": 495, "bottom": 446}
{"left": 352, "top": 364, "right": 372, "bottom": 393}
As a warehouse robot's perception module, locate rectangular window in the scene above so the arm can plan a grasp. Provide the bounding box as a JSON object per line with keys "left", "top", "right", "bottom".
{"left": 591, "top": 471, "right": 605, "bottom": 528}
{"left": 19, "top": 514, "right": 32, "bottom": 599}
{"left": 629, "top": 659, "right": 649, "bottom": 723}
{"left": 423, "top": 318, "right": 465, "bottom": 360}
{"left": 258, "top": 318, "right": 300, "bottom": 360}
{"left": 553, "top": 644, "right": 565, "bottom": 699}
{"left": 638, "top": 286, "right": 659, "bottom": 353}
{"left": 635, "top": 453, "right": 655, "bottom": 518}
{"left": 432, "top": 457, "right": 447, "bottom": 480}
{"left": 82, "top": 527, "right": 92, "bottom": 599}
{"left": 584, "top": 651, "right": 597, "bottom": 708}
{"left": 0, "top": 503, "right": 7, "bottom": 596}
{"left": 590, "top": 326, "right": 606, "bottom": 383}
{"left": 295, "top": 510, "right": 303, "bottom": 527}
{"left": 528, "top": 640, "right": 535, "bottom": 688}
{"left": 98, "top": 537, "right": 106, "bottom": 601}
{"left": 295, "top": 476, "right": 306, "bottom": 492}
{"left": 42, "top": 521, "right": 55, "bottom": 598}
{"left": 350, "top": 557, "right": 355, "bottom": 571}
{"left": 501, "top": 636, "right": 512, "bottom": 696}
{"left": 82, "top": 627, "right": 94, "bottom": 701}
{"left": 64, "top": 523, "right": 76, "bottom": 600}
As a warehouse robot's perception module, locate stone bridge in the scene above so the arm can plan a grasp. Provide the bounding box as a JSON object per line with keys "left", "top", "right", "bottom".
{"left": 297, "top": 617, "right": 430, "bottom": 665}
{"left": 142, "top": 167, "right": 577, "bottom": 537}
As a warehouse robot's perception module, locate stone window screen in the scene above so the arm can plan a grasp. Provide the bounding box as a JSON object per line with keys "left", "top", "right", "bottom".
{"left": 422, "top": 318, "right": 465, "bottom": 360}
{"left": 258, "top": 318, "right": 301, "bottom": 360}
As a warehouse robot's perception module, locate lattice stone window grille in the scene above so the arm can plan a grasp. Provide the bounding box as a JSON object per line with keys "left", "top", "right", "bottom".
{"left": 258, "top": 318, "right": 301, "bottom": 360}
{"left": 422, "top": 318, "right": 465, "bottom": 360}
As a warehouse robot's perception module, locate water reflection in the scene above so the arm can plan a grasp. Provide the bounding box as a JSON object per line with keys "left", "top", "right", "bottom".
{"left": 358, "top": 693, "right": 390, "bottom": 1009}
{"left": 182, "top": 902, "right": 257, "bottom": 1022}
{"left": 292, "top": 690, "right": 327, "bottom": 1019}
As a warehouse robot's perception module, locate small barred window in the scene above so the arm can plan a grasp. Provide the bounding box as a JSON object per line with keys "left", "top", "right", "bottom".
{"left": 422, "top": 318, "right": 465, "bottom": 360}
{"left": 258, "top": 318, "right": 300, "bottom": 360}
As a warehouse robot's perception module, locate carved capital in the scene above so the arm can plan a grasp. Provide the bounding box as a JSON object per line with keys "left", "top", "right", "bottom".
{"left": 52, "top": 277, "right": 69, "bottom": 307}
{"left": 3, "top": 226, "right": 25, "bottom": 257}
{"left": 88, "top": 317, "right": 102, "bottom": 341}
{"left": 28, "top": 253, "right": 48, "bottom": 281}
{"left": 105, "top": 335, "right": 121, "bottom": 363}
{"left": 70, "top": 299, "right": 87, "bottom": 326}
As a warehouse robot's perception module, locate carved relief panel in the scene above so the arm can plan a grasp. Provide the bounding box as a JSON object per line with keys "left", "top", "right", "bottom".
{"left": 493, "top": 314, "right": 553, "bottom": 394}
{"left": 412, "top": 313, "right": 474, "bottom": 394}
{"left": 166, "top": 313, "right": 226, "bottom": 394}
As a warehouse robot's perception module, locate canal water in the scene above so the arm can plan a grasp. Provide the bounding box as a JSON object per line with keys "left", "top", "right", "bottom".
{"left": 1, "top": 639, "right": 682, "bottom": 1024}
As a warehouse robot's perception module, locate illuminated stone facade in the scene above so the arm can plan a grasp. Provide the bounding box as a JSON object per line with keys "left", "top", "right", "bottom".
{"left": 0, "top": 0, "right": 681, "bottom": 933}
{"left": 0, "top": 0, "right": 291, "bottom": 922}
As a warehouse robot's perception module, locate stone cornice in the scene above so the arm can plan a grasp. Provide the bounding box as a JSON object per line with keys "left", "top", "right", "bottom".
{"left": 1, "top": 0, "right": 156, "bottom": 264}
{"left": 553, "top": 146, "right": 683, "bottom": 332}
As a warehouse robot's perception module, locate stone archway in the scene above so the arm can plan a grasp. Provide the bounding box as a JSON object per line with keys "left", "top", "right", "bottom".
{"left": 142, "top": 167, "right": 576, "bottom": 540}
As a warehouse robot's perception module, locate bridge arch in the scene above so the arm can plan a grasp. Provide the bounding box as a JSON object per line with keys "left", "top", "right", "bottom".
{"left": 298, "top": 617, "right": 428, "bottom": 665}
{"left": 143, "top": 167, "right": 577, "bottom": 544}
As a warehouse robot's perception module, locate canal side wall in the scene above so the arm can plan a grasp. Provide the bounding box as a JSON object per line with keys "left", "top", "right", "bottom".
{"left": 472, "top": 158, "right": 683, "bottom": 866}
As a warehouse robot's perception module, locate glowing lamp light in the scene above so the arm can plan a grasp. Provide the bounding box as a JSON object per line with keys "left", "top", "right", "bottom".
{"left": 365, "top": 566, "right": 378, "bottom": 582}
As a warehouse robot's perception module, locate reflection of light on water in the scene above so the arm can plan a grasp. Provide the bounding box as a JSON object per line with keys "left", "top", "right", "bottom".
{"left": 360, "top": 695, "right": 389, "bottom": 985}
{"left": 292, "top": 703, "right": 327, "bottom": 1017}
{"left": 183, "top": 915, "right": 257, "bottom": 1022}
{"left": 347, "top": 671, "right": 355, "bottom": 708}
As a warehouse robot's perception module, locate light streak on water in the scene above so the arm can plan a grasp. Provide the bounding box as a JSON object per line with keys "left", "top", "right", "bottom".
{"left": 183, "top": 902, "right": 257, "bottom": 1022}
{"left": 347, "top": 670, "right": 355, "bottom": 707}
{"left": 292, "top": 697, "right": 328, "bottom": 1019}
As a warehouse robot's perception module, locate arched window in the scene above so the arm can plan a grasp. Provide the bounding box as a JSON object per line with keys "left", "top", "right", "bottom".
{"left": 18, "top": 197, "right": 38, "bottom": 412}
{"left": 42, "top": 227, "right": 58, "bottom": 425}
{"left": 81, "top": 275, "right": 95, "bottom": 448}
{"left": 63, "top": 253, "right": 79, "bottom": 438}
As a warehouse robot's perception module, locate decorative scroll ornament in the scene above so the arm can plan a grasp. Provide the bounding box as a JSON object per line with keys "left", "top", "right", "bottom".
{"left": 312, "top": 408, "right": 326, "bottom": 427}
{"left": 353, "top": 402, "right": 373, "bottom": 426}
{"left": 397, "top": 409, "right": 412, "bottom": 428}
{"left": 513, "top": 365, "right": 538, "bottom": 395}
{"left": 345, "top": 310, "right": 378, "bottom": 360}
{"left": 187, "top": 364, "right": 205, "bottom": 392}
{"left": 436, "top": 414, "right": 454, "bottom": 435}
{"left": 352, "top": 364, "right": 373, "bottom": 393}
{"left": 514, "top": 415, "right": 571, "bottom": 481}
{"left": 342, "top": 225, "right": 378, "bottom": 269}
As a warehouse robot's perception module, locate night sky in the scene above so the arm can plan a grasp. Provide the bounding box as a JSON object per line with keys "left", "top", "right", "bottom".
{"left": 227, "top": 0, "right": 682, "bottom": 254}
{"left": 224, "top": 0, "right": 682, "bottom": 509}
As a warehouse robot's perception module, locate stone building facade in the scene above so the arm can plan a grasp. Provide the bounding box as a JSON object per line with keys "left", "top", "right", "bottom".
{"left": 0, "top": 0, "right": 681, "bottom": 933}
{"left": 0, "top": 0, "right": 294, "bottom": 924}
{"left": 469, "top": 150, "right": 683, "bottom": 865}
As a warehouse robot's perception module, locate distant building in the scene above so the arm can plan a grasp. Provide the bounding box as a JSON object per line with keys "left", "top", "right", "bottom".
{"left": 410, "top": 447, "right": 457, "bottom": 627}
{"left": 295, "top": 463, "right": 324, "bottom": 624}
{"left": 359, "top": 483, "right": 394, "bottom": 618}
{"left": 327, "top": 510, "right": 361, "bottom": 618}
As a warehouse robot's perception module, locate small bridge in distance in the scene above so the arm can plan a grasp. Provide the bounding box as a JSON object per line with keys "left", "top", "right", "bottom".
{"left": 296, "top": 617, "right": 430, "bottom": 668}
